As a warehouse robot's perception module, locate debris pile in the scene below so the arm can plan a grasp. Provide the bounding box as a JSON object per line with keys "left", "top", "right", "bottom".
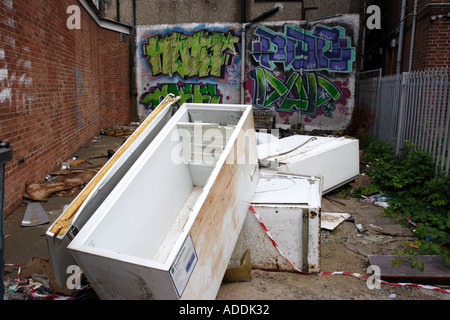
{"left": 22, "top": 124, "right": 138, "bottom": 203}
{"left": 3, "top": 258, "right": 95, "bottom": 300}
{"left": 24, "top": 166, "right": 101, "bottom": 201}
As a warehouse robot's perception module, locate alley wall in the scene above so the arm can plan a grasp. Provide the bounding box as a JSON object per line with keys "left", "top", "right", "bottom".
{"left": 0, "top": 0, "right": 131, "bottom": 215}
{"left": 135, "top": 14, "right": 359, "bottom": 131}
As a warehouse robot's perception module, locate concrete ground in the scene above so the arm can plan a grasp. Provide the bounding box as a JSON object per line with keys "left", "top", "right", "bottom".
{"left": 2, "top": 130, "right": 450, "bottom": 301}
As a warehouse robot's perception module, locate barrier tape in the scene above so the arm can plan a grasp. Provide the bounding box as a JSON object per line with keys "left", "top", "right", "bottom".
{"left": 4, "top": 263, "right": 22, "bottom": 281}
{"left": 249, "top": 205, "right": 450, "bottom": 295}
{"left": 3, "top": 263, "right": 86, "bottom": 300}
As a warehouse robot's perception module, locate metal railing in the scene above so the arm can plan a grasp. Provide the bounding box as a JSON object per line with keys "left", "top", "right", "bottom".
{"left": 357, "top": 67, "right": 450, "bottom": 176}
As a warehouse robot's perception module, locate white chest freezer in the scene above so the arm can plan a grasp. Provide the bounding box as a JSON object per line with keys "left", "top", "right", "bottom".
{"left": 257, "top": 133, "right": 359, "bottom": 194}
{"left": 46, "top": 94, "right": 180, "bottom": 288}
{"left": 67, "top": 103, "right": 260, "bottom": 300}
{"left": 231, "top": 172, "right": 322, "bottom": 273}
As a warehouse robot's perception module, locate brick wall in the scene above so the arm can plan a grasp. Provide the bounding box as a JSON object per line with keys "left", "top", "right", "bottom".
{"left": 0, "top": 0, "right": 130, "bottom": 216}
{"left": 363, "top": 0, "right": 449, "bottom": 74}
{"left": 424, "top": 1, "right": 450, "bottom": 69}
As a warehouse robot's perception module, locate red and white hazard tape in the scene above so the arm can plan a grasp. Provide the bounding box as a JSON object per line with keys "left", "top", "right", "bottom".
{"left": 4, "top": 263, "right": 22, "bottom": 281}
{"left": 4, "top": 263, "right": 83, "bottom": 300}
{"left": 249, "top": 205, "right": 450, "bottom": 295}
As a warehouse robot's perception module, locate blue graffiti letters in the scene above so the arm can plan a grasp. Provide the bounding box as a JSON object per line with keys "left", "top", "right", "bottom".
{"left": 251, "top": 24, "right": 355, "bottom": 73}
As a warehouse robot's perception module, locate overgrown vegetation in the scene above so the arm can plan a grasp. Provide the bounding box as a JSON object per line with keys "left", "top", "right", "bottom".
{"left": 353, "top": 139, "right": 450, "bottom": 271}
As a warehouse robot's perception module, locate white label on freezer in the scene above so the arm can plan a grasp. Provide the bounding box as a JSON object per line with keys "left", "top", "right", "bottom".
{"left": 170, "top": 234, "right": 198, "bottom": 298}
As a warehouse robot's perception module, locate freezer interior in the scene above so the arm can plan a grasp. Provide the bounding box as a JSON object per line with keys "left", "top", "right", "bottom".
{"left": 69, "top": 105, "right": 245, "bottom": 266}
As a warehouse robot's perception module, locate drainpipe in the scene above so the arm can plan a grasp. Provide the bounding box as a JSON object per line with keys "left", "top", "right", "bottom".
{"left": 396, "top": 0, "right": 407, "bottom": 74}
{"left": 240, "top": 0, "right": 246, "bottom": 105}
{"left": 0, "top": 142, "right": 12, "bottom": 300}
{"left": 408, "top": 0, "right": 418, "bottom": 72}
{"left": 116, "top": 0, "right": 120, "bottom": 22}
{"left": 131, "top": 0, "right": 136, "bottom": 103}
{"left": 361, "top": 1, "right": 367, "bottom": 71}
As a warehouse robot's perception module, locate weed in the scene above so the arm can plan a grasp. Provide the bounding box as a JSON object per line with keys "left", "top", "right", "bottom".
{"left": 357, "top": 140, "right": 450, "bottom": 270}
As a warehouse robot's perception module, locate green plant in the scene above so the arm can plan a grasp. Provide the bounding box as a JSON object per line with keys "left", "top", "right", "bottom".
{"left": 358, "top": 139, "right": 450, "bottom": 270}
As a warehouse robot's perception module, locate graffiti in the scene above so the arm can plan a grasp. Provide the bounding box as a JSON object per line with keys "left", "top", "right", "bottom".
{"left": 251, "top": 24, "right": 355, "bottom": 73}
{"left": 140, "top": 83, "right": 222, "bottom": 110}
{"left": 0, "top": 46, "right": 34, "bottom": 114}
{"left": 0, "top": 49, "right": 11, "bottom": 104}
{"left": 249, "top": 67, "right": 342, "bottom": 117}
{"left": 142, "top": 30, "right": 240, "bottom": 79}
{"left": 73, "top": 67, "right": 82, "bottom": 129}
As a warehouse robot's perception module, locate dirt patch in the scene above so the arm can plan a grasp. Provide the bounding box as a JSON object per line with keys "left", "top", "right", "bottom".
{"left": 3, "top": 132, "right": 449, "bottom": 301}
{"left": 217, "top": 219, "right": 449, "bottom": 300}
{"left": 217, "top": 194, "right": 449, "bottom": 300}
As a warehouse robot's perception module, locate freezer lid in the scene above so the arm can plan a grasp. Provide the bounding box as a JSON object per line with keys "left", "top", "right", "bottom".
{"left": 252, "top": 172, "right": 322, "bottom": 206}
{"left": 257, "top": 134, "right": 346, "bottom": 162}
{"left": 47, "top": 94, "right": 181, "bottom": 239}
{"left": 277, "top": 136, "right": 356, "bottom": 164}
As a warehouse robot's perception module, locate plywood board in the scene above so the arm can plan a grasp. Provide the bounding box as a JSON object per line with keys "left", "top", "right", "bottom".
{"left": 368, "top": 255, "right": 450, "bottom": 285}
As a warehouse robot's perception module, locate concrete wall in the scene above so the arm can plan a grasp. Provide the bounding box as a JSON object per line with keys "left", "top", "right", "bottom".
{"left": 245, "top": 14, "right": 359, "bottom": 131}
{"left": 103, "top": 0, "right": 361, "bottom": 25}
{"left": 0, "top": 0, "right": 131, "bottom": 215}
{"left": 135, "top": 14, "right": 359, "bottom": 131}
{"left": 136, "top": 23, "right": 242, "bottom": 120}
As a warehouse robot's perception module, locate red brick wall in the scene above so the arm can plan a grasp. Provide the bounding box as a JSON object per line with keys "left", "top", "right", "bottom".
{"left": 99, "top": 28, "right": 131, "bottom": 128}
{"left": 363, "top": 0, "right": 449, "bottom": 74}
{"left": 0, "top": 0, "right": 130, "bottom": 216}
{"left": 423, "top": 1, "right": 450, "bottom": 69}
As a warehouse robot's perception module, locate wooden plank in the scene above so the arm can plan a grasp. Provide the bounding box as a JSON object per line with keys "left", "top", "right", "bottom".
{"left": 368, "top": 255, "right": 450, "bottom": 285}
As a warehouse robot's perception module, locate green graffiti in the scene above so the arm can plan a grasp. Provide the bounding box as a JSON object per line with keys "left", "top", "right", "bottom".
{"left": 142, "top": 30, "right": 239, "bottom": 79}
{"left": 139, "top": 83, "right": 223, "bottom": 110}
{"left": 250, "top": 67, "right": 343, "bottom": 117}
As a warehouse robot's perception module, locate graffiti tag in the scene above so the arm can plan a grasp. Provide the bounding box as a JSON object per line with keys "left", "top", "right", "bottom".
{"left": 73, "top": 68, "right": 82, "bottom": 129}
{"left": 249, "top": 67, "right": 342, "bottom": 117}
{"left": 140, "top": 83, "right": 222, "bottom": 110}
{"left": 142, "top": 30, "right": 240, "bottom": 79}
{"left": 251, "top": 24, "right": 355, "bottom": 73}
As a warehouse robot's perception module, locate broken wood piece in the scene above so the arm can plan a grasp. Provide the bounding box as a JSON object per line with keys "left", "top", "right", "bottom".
{"left": 368, "top": 254, "right": 450, "bottom": 285}
{"left": 102, "top": 128, "right": 135, "bottom": 137}
{"left": 69, "top": 159, "right": 86, "bottom": 166}
{"left": 24, "top": 168, "right": 100, "bottom": 201}
{"left": 25, "top": 182, "right": 82, "bottom": 201}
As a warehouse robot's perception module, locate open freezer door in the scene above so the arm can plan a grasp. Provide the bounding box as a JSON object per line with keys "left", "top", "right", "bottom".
{"left": 232, "top": 171, "right": 322, "bottom": 273}
{"left": 46, "top": 94, "right": 180, "bottom": 288}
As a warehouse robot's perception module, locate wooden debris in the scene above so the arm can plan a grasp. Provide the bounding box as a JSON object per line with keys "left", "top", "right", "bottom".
{"left": 69, "top": 159, "right": 86, "bottom": 166}
{"left": 368, "top": 254, "right": 450, "bottom": 285}
{"left": 24, "top": 167, "right": 101, "bottom": 201}
{"left": 102, "top": 127, "right": 135, "bottom": 137}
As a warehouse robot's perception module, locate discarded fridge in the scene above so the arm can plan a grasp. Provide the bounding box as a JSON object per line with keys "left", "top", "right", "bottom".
{"left": 257, "top": 133, "right": 359, "bottom": 194}
{"left": 67, "top": 103, "right": 260, "bottom": 299}
{"left": 46, "top": 95, "right": 180, "bottom": 288}
{"left": 231, "top": 172, "right": 322, "bottom": 273}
